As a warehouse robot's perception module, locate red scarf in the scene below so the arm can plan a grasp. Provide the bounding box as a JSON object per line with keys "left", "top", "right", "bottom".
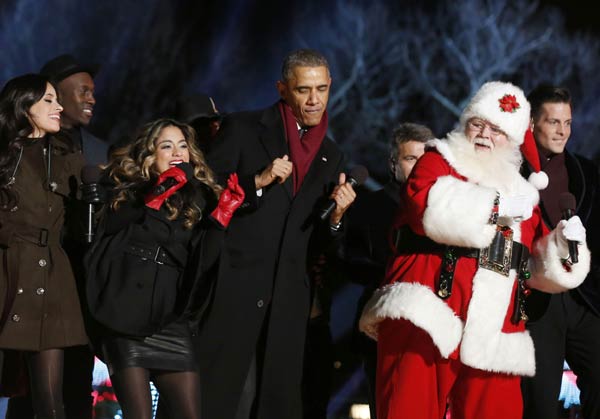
{"left": 278, "top": 101, "right": 328, "bottom": 194}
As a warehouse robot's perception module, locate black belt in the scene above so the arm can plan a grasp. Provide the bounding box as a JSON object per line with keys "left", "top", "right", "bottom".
{"left": 394, "top": 227, "right": 529, "bottom": 269}
{"left": 14, "top": 226, "right": 57, "bottom": 247}
{"left": 394, "top": 227, "right": 530, "bottom": 301}
{"left": 458, "top": 242, "right": 529, "bottom": 271}
{"left": 124, "top": 242, "right": 181, "bottom": 268}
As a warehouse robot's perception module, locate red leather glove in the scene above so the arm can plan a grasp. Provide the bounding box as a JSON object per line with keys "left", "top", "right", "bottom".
{"left": 144, "top": 166, "right": 189, "bottom": 210}
{"left": 211, "top": 173, "right": 245, "bottom": 227}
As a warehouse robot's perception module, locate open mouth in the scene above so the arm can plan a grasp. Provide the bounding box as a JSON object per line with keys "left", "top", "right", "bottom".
{"left": 169, "top": 160, "right": 184, "bottom": 166}
{"left": 474, "top": 139, "right": 493, "bottom": 151}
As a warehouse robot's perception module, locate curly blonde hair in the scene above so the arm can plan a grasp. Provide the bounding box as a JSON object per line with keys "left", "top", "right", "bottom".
{"left": 107, "top": 118, "right": 221, "bottom": 228}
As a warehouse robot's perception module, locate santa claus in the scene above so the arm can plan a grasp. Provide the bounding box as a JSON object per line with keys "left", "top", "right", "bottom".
{"left": 359, "top": 81, "right": 590, "bottom": 419}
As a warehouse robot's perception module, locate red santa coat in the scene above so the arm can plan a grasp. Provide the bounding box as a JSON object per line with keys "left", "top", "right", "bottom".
{"left": 360, "top": 137, "right": 590, "bottom": 376}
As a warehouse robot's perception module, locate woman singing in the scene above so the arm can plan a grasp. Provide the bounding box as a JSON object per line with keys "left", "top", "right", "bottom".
{"left": 85, "top": 118, "right": 243, "bottom": 419}
{"left": 0, "top": 73, "right": 88, "bottom": 418}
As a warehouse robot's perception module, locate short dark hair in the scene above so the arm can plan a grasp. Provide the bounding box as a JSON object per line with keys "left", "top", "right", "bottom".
{"left": 281, "top": 49, "right": 329, "bottom": 81}
{"left": 390, "top": 122, "right": 434, "bottom": 161}
{"left": 527, "top": 84, "right": 571, "bottom": 122}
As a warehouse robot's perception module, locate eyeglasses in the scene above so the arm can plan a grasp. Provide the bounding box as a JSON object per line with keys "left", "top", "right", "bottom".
{"left": 466, "top": 119, "right": 506, "bottom": 137}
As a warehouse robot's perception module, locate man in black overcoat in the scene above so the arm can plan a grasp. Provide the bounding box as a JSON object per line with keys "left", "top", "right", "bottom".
{"left": 521, "top": 85, "right": 600, "bottom": 419}
{"left": 343, "top": 122, "right": 433, "bottom": 419}
{"left": 195, "top": 49, "right": 356, "bottom": 419}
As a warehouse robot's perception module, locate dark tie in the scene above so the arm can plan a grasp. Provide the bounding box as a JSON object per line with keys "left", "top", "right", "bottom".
{"left": 298, "top": 128, "right": 307, "bottom": 139}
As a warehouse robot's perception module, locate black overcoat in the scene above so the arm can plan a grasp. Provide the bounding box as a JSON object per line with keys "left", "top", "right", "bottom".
{"left": 85, "top": 183, "right": 222, "bottom": 338}
{"left": 196, "top": 104, "right": 345, "bottom": 419}
{"left": 525, "top": 151, "right": 600, "bottom": 318}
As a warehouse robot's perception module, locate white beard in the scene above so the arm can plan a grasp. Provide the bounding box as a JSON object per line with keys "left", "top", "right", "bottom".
{"left": 444, "top": 130, "right": 524, "bottom": 195}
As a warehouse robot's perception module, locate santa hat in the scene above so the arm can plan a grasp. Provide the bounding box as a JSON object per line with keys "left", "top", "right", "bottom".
{"left": 460, "top": 81, "right": 531, "bottom": 145}
{"left": 521, "top": 128, "right": 549, "bottom": 190}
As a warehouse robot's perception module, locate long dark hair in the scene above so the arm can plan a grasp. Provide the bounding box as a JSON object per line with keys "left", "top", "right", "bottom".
{"left": 0, "top": 73, "right": 50, "bottom": 209}
{"left": 107, "top": 118, "right": 222, "bottom": 229}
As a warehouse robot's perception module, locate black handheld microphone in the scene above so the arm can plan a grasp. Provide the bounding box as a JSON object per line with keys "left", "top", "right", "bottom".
{"left": 559, "top": 192, "right": 578, "bottom": 264}
{"left": 318, "top": 165, "right": 369, "bottom": 221}
{"left": 152, "top": 162, "right": 194, "bottom": 195}
{"left": 81, "top": 165, "right": 103, "bottom": 244}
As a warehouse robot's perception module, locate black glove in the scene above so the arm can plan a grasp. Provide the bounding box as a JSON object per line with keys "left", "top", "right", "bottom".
{"left": 81, "top": 183, "right": 107, "bottom": 204}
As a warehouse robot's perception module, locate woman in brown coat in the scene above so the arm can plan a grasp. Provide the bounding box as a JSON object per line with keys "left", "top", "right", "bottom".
{"left": 0, "top": 74, "right": 88, "bottom": 419}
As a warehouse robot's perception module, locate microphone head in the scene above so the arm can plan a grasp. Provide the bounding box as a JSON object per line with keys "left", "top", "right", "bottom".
{"left": 349, "top": 165, "right": 369, "bottom": 186}
{"left": 174, "top": 162, "right": 194, "bottom": 180}
{"left": 81, "top": 165, "right": 102, "bottom": 185}
{"left": 559, "top": 192, "right": 576, "bottom": 212}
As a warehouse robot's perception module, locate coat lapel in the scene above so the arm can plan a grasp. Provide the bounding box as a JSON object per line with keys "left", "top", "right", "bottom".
{"left": 565, "top": 151, "right": 584, "bottom": 212}
{"left": 295, "top": 138, "right": 337, "bottom": 200}
{"left": 259, "top": 105, "right": 293, "bottom": 199}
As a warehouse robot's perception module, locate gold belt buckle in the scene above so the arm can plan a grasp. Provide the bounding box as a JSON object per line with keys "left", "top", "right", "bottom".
{"left": 478, "top": 225, "right": 513, "bottom": 277}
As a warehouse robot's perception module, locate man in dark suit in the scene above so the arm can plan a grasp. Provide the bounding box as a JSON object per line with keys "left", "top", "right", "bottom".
{"left": 521, "top": 85, "right": 600, "bottom": 419}
{"left": 195, "top": 49, "right": 356, "bottom": 419}
{"left": 40, "top": 54, "right": 106, "bottom": 165}
{"left": 344, "top": 122, "right": 433, "bottom": 419}
{"left": 43, "top": 54, "right": 108, "bottom": 419}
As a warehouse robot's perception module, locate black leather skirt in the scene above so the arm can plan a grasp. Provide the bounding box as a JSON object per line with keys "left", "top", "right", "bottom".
{"left": 101, "top": 319, "right": 196, "bottom": 375}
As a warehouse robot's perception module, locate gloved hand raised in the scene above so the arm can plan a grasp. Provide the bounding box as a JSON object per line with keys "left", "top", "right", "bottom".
{"left": 556, "top": 215, "right": 586, "bottom": 258}
{"left": 498, "top": 195, "right": 533, "bottom": 221}
{"left": 144, "top": 164, "right": 191, "bottom": 210}
{"left": 211, "top": 173, "right": 245, "bottom": 228}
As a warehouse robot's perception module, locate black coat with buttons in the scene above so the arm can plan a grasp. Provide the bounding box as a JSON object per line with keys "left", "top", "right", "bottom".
{"left": 0, "top": 137, "right": 88, "bottom": 350}
{"left": 84, "top": 181, "right": 222, "bottom": 338}
{"left": 196, "top": 104, "right": 345, "bottom": 419}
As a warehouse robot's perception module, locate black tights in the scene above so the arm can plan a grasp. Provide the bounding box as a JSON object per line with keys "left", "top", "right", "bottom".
{"left": 111, "top": 367, "right": 201, "bottom": 419}
{"left": 24, "top": 349, "right": 65, "bottom": 419}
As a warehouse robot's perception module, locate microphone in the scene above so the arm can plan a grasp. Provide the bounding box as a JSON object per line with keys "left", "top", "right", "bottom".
{"left": 559, "top": 192, "right": 578, "bottom": 264}
{"left": 81, "top": 165, "right": 103, "bottom": 244}
{"left": 152, "top": 162, "right": 194, "bottom": 195}
{"left": 318, "top": 165, "right": 368, "bottom": 221}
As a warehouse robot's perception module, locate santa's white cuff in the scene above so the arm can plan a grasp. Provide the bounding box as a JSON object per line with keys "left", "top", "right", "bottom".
{"left": 423, "top": 175, "right": 497, "bottom": 249}
{"left": 528, "top": 228, "right": 590, "bottom": 293}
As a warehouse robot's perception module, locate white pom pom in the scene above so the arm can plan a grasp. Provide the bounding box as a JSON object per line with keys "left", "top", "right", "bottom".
{"left": 528, "top": 171, "right": 549, "bottom": 190}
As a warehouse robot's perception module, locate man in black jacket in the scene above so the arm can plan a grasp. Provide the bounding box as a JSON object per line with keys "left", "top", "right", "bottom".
{"left": 344, "top": 122, "right": 433, "bottom": 419}
{"left": 521, "top": 85, "right": 600, "bottom": 419}
{"left": 40, "top": 54, "right": 107, "bottom": 165}
{"left": 195, "top": 49, "right": 356, "bottom": 419}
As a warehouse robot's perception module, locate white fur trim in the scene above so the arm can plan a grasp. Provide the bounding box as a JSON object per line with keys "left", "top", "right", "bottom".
{"left": 423, "top": 175, "right": 497, "bottom": 249}
{"left": 460, "top": 268, "right": 536, "bottom": 376}
{"left": 528, "top": 228, "right": 590, "bottom": 293}
{"left": 459, "top": 81, "right": 530, "bottom": 145}
{"left": 528, "top": 171, "right": 549, "bottom": 190}
{"left": 359, "top": 282, "right": 463, "bottom": 358}
{"left": 432, "top": 136, "right": 540, "bottom": 206}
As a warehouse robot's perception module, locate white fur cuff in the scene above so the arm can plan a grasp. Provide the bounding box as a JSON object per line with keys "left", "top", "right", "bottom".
{"left": 359, "top": 282, "right": 463, "bottom": 358}
{"left": 528, "top": 228, "right": 590, "bottom": 293}
{"left": 423, "top": 175, "right": 497, "bottom": 249}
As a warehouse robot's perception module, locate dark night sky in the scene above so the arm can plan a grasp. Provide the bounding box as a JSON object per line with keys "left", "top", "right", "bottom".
{"left": 1, "top": 0, "right": 600, "bottom": 165}
{"left": 541, "top": 1, "right": 600, "bottom": 33}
